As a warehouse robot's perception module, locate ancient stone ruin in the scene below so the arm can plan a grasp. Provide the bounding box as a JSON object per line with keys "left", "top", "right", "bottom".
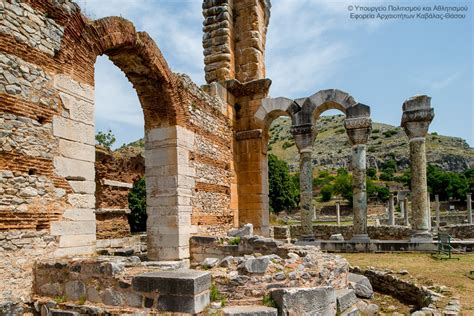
{"left": 0, "top": 0, "right": 470, "bottom": 315}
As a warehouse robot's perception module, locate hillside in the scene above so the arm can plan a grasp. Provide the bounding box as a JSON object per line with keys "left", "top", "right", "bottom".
{"left": 116, "top": 115, "right": 473, "bottom": 173}
{"left": 269, "top": 115, "right": 473, "bottom": 173}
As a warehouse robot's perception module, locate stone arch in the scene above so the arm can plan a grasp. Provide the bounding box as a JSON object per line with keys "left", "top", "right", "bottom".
{"left": 301, "top": 89, "right": 358, "bottom": 122}
{"left": 50, "top": 15, "right": 193, "bottom": 260}
{"left": 82, "top": 17, "right": 182, "bottom": 130}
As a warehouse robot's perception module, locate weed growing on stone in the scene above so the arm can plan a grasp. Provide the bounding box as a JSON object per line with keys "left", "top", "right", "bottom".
{"left": 262, "top": 294, "right": 278, "bottom": 309}
{"left": 210, "top": 283, "right": 226, "bottom": 306}
{"left": 54, "top": 295, "right": 67, "bottom": 304}
{"left": 228, "top": 237, "right": 241, "bottom": 245}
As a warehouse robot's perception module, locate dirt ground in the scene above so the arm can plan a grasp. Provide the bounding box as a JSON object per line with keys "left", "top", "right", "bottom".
{"left": 341, "top": 253, "right": 474, "bottom": 313}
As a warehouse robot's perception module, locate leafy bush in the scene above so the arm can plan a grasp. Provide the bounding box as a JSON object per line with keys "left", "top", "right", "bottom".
{"left": 333, "top": 168, "right": 352, "bottom": 205}
{"left": 427, "top": 165, "right": 469, "bottom": 201}
{"left": 282, "top": 140, "right": 295, "bottom": 149}
{"left": 268, "top": 154, "right": 299, "bottom": 213}
{"left": 372, "top": 129, "right": 380, "bottom": 133}
{"left": 367, "top": 167, "right": 377, "bottom": 179}
{"left": 383, "top": 129, "right": 398, "bottom": 138}
{"left": 320, "top": 184, "right": 333, "bottom": 202}
{"left": 95, "top": 129, "right": 116, "bottom": 149}
{"left": 128, "top": 177, "right": 147, "bottom": 232}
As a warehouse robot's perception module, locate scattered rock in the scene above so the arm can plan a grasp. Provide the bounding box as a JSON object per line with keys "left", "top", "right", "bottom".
{"left": 202, "top": 258, "right": 219, "bottom": 268}
{"left": 330, "top": 233, "right": 344, "bottom": 241}
{"left": 238, "top": 257, "right": 270, "bottom": 274}
{"left": 336, "top": 289, "right": 357, "bottom": 313}
{"left": 228, "top": 223, "right": 253, "bottom": 237}
{"left": 271, "top": 287, "right": 336, "bottom": 315}
{"left": 348, "top": 273, "right": 373, "bottom": 299}
{"left": 219, "top": 256, "right": 234, "bottom": 267}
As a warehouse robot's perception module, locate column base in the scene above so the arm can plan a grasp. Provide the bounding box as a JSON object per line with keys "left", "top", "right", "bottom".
{"left": 300, "top": 235, "right": 316, "bottom": 242}
{"left": 350, "top": 234, "right": 370, "bottom": 242}
{"left": 410, "top": 231, "right": 433, "bottom": 242}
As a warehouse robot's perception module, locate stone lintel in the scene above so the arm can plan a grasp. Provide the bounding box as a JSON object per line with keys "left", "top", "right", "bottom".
{"left": 223, "top": 78, "right": 271, "bottom": 97}
{"left": 95, "top": 208, "right": 131, "bottom": 214}
{"left": 102, "top": 179, "right": 133, "bottom": 188}
{"left": 236, "top": 129, "right": 263, "bottom": 141}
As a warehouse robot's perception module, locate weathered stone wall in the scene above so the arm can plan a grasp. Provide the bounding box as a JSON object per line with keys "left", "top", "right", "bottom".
{"left": 288, "top": 225, "right": 412, "bottom": 241}
{"left": 0, "top": 230, "right": 58, "bottom": 308}
{"left": 202, "top": 0, "right": 270, "bottom": 83}
{"left": 179, "top": 75, "right": 235, "bottom": 235}
{"left": 94, "top": 147, "right": 144, "bottom": 239}
{"left": 441, "top": 224, "right": 474, "bottom": 239}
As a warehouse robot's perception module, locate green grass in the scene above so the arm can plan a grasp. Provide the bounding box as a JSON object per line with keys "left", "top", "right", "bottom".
{"left": 341, "top": 253, "right": 474, "bottom": 311}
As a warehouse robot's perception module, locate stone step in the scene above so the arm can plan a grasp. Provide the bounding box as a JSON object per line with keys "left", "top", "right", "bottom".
{"left": 132, "top": 269, "right": 211, "bottom": 314}
{"left": 222, "top": 305, "right": 278, "bottom": 316}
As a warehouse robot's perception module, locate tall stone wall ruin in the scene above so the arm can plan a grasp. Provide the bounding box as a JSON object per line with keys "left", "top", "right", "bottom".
{"left": 0, "top": 0, "right": 246, "bottom": 306}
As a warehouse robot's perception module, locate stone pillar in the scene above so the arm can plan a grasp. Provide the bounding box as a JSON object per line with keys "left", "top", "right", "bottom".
{"left": 388, "top": 194, "right": 395, "bottom": 226}
{"left": 400, "top": 200, "right": 405, "bottom": 222}
{"left": 435, "top": 194, "right": 440, "bottom": 231}
{"left": 404, "top": 198, "right": 409, "bottom": 226}
{"left": 468, "top": 194, "right": 472, "bottom": 224}
{"left": 427, "top": 193, "right": 432, "bottom": 230}
{"left": 291, "top": 125, "right": 315, "bottom": 238}
{"left": 401, "top": 95, "right": 434, "bottom": 241}
{"left": 145, "top": 126, "right": 195, "bottom": 261}
{"left": 344, "top": 114, "right": 371, "bottom": 241}
{"left": 336, "top": 202, "right": 341, "bottom": 226}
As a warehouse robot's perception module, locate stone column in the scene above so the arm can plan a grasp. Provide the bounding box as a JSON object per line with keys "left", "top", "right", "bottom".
{"left": 404, "top": 198, "right": 409, "bottom": 226}
{"left": 427, "top": 193, "right": 432, "bottom": 230}
{"left": 401, "top": 95, "right": 434, "bottom": 241}
{"left": 468, "top": 194, "right": 472, "bottom": 224}
{"left": 291, "top": 125, "right": 315, "bottom": 238}
{"left": 435, "top": 194, "right": 440, "bottom": 231}
{"left": 336, "top": 202, "right": 341, "bottom": 227}
{"left": 345, "top": 115, "right": 372, "bottom": 241}
{"left": 400, "top": 200, "right": 405, "bottom": 223}
{"left": 388, "top": 194, "right": 395, "bottom": 225}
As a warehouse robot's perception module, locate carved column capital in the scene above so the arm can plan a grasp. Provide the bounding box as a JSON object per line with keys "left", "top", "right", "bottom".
{"left": 290, "top": 123, "right": 315, "bottom": 152}
{"left": 344, "top": 117, "right": 372, "bottom": 145}
{"left": 401, "top": 95, "right": 435, "bottom": 139}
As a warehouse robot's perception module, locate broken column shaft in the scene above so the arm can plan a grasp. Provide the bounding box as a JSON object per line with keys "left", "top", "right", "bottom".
{"left": 344, "top": 112, "right": 371, "bottom": 241}
{"left": 401, "top": 95, "right": 434, "bottom": 241}
{"left": 291, "top": 125, "right": 315, "bottom": 238}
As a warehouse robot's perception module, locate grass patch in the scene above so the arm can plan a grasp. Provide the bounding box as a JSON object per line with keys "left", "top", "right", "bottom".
{"left": 341, "top": 253, "right": 474, "bottom": 312}
{"left": 210, "top": 283, "right": 226, "bottom": 306}
{"left": 228, "top": 236, "right": 241, "bottom": 245}
{"left": 262, "top": 294, "right": 278, "bottom": 308}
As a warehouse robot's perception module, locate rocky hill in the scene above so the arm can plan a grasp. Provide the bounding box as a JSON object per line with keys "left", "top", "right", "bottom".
{"left": 117, "top": 115, "right": 473, "bottom": 173}
{"left": 269, "top": 115, "right": 473, "bottom": 173}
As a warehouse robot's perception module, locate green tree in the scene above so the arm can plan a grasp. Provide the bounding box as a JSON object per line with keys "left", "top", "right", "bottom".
{"left": 464, "top": 168, "right": 474, "bottom": 194}
{"left": 427, "top": 165, "right": 468, "bottom": 201}
{"left": 320, "top": 184, "right": 333, "bottom": 202}
{"left": 367, "top": 167, "right": 377, "bottom": 180}
{"left": 96, "top": 129, "right": 116, "bottom": 149}
{"left": 268, "top": 154, "right": 299, "bottom": 213}
{"left": 333, "top": 168, "right": 353, "bottom": 205}
{"left": 128, "top": 177, "right": 147, "bottom": 232}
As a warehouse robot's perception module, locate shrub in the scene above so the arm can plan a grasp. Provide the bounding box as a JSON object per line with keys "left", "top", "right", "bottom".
{"left": 383, "top": 129, "right": 398, "bottom": 138}
{"left": 128, "top": 177, "right": 147, "bottom": 232}
{"left": 282, "top": 140, "right": 295, "bottom": 149}
{"left": 372, "top": 129, "right": 380, "bottom": 133}
{"left": 320, "top": 184, "right": 333, "bottom": 202}
{"left": 367, "top": 167, "right": 377, "bottom": 179}
{"left": 95, "top": 129, "right": 116, "bottom": 149}
{"left": 268, "top": 154, "right": 299, "bottom": 212}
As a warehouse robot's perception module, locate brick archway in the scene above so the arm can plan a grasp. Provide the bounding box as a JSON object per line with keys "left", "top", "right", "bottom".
{"left": 47, "top": 15, "right": 194, "bottom": 260}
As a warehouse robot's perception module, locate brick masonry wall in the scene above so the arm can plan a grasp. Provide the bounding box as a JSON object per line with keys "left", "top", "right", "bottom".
{"left": 179, "top": 75, "right": 235, "bottom": 235}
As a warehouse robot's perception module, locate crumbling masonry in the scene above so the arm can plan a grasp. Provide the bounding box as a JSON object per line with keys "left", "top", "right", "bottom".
{"left": 0, "top": 0, "right": 438, "bottom": 310}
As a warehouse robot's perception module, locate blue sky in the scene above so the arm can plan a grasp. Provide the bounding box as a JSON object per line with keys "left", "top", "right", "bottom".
{"left": 76, "top": 0, "right": 473, "bottom": 148}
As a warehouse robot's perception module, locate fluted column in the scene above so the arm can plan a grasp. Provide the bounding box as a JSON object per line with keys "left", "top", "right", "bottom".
{"left": 404, "top": 197, "right": 409, "bottom": 226}
{"left": 344, "top": 114, "right": 371, "bottom": 241}
{"left": 291, "top": 124, "right": 315, "bottom": 238}
{"left": 401, "top": 95, "right": 434, "bottom": 241}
